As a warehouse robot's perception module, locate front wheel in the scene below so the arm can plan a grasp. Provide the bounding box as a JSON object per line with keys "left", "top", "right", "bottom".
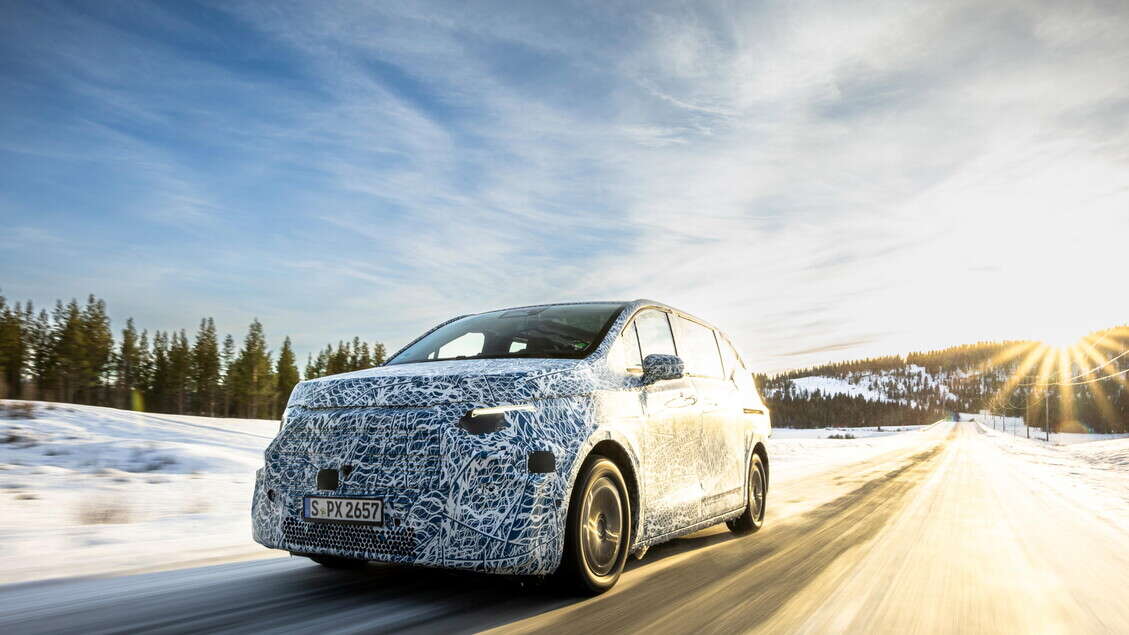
{"left": 727, "top": 453, "right": 766, "bottom": 535}
{"left": 560, "top": 456, "right": 632, "bottom": 595}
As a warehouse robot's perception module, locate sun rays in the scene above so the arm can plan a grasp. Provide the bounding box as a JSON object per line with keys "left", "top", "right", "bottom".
{"left": 985, "top": 327, "right": 1129, "bottom": 433}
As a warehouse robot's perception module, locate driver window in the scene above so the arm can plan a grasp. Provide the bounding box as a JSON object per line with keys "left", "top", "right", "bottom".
{"left": 718, "top": 333, "right": 739, "bottom": 379}
{"left": 620, "top": 322, "right": 642, "bottom": 371}
{"left": 634, "top": 310, "right": 676, "bottom": 358}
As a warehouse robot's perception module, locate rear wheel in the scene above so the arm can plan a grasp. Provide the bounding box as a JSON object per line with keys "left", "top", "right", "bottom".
{"left": 727, "top": 453, "right": 766, "bottom": 535}
{"left": 308, "top": 555, "right": 367, "bottom": 569}
{"left": 560, "top": 456, "right": 632, "bottom": 594}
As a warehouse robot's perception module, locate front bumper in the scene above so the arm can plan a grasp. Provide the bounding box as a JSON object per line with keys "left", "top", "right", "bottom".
{"left": 252, "top": 468, "right": 564, "bottom": 575}
{"left": 250, "top": 401, "right": 588, "bottom": 576}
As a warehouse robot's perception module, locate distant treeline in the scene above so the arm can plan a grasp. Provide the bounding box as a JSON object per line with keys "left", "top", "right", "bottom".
{"left": 762, "top": 393, "right": 942, "bottom": 429}
{"left": 0, "top": 292, "right": 387, "bottom": 420}
{"left": 758, "top": 330, "right": 1129, "bottom": 433}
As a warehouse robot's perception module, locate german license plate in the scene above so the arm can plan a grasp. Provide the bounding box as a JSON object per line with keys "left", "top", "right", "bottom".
{"left": 303, "top": 496, "right": 383, "bottom": 525}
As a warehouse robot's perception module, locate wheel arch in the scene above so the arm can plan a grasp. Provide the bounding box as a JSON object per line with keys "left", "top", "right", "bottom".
{"left": 588, "top": 439, "right": 641, "bottom": 542}
{"left": 564, "top": 433, "right": 643, "bottom": 551}
{"left": 752, "top": 441, "right": 769, "bottom": 490}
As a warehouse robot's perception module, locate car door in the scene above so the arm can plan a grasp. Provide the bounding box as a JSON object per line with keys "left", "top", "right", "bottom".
{"left": 674, "top": 316, "right": 746, "bottom": 519}
{"left": 631, "top": 309, "right": 704, "bottom": 538}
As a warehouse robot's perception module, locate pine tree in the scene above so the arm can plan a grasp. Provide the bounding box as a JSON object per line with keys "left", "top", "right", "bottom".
{"left": 230, "top": 319, "right": 275, "bottom": 419}
{"left": 135, "top": 329, "right": 152, "bottom": 411}
{"left": 191, "top": 318, "right": 220, "bottom": 416}
{"left": 0, "top": 295, "right": 25, "bottom": 398}
{"left": 349, "top": 337, "right": 370, "bottom": 370}
{"left": 220, "top": 333, "right": 236, "bottom": 416}
{"left": 168, "top": 330, "right": 191, "bottom": 414}
{"left": 148, "top": 331, "right": 171, "bottom": 413}
{"left": 116, "top": 318, "right": 142, "bottom": 409}
{"left": 25, "top": 305, "right": 51, "bottom": 400}
{"left": 276, "top": 336, "right": 299, "bottom": 415}
{"left": 79, "top": 295, "right": 113, "bottom": 404}
{"left": 52, "top": 300, "right": 86, "bottom": 402}
{"left": 303, "top": 353, "right": 319, "bottom": 380}
{"left": 328, "top": 341, "right": 349, "bottom": 375}
{"left": 306, "top": 345, "right": 331, "bottom": 379}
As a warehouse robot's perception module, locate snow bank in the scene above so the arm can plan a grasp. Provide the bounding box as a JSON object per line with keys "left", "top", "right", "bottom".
{"left": 978, "top": 422, "right": 1129, "bottom": 531}
{"left": 964, "top": 412, "right": 1129, "bottom": 445}
{"left": 770, "top": 425, "right": 931, "bottom": 440}
{"left": 0, "top": 401, "right": 279, "bottom": 584}
{"left": 769, "top": 422, "right": 944, "bottom": 483}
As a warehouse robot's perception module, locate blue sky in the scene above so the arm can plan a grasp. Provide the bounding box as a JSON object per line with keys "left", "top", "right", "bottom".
{"left": 2, "top": 0, "right": 1128, "bottom": 372}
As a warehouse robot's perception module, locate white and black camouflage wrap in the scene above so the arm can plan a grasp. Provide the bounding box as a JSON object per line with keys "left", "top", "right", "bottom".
{"left": 251, "top": 300, "right": 770, "bottom": 575}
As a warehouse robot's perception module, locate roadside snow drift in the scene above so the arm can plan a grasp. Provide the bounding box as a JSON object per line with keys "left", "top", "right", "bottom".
{"left": 0, "top": 401, "right": 278, "bottom": 584}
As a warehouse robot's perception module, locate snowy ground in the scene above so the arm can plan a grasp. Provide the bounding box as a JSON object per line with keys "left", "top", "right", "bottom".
{"left": 3, "top": 400, "right": 1126, "bottom": 587}
{"left": 966, "top": 412, "right": 1129, "bottom": 445}
{"left": 769, "top": 423, "right": 942, "bottom": 482}
{"left": 770, "top": 424, "right": 931, "bottom": 440}
{"left": 969, "top": 416, "right": 1129, "bottom": 529}
{"left": 0, "top": 400, "right": 942, "bottom": 584}
{"left": 0, "top": 400, "right": 278, "bottom": 584}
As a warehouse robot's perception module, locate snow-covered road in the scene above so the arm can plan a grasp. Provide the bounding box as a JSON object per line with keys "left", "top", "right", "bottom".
{"left": 3, "top": 419, "right": 1129, "bottom": 633}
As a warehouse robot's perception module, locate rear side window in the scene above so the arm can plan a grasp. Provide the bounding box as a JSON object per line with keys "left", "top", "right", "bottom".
{"left": 634, "top": 310, "right": 676, "bottom": 358}
{"left": 675, "top": 316, "right": 724, "bottom": 378}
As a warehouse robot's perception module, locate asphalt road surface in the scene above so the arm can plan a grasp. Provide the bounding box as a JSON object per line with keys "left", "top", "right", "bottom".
{"left": 4, "top": 421, "right": 1128, "bottom": 634}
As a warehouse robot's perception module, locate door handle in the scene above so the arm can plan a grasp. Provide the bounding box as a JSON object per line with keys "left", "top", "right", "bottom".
{"left": 666, "top": 393, "right": 698, "bottom": 408}
{"left": 743, "top": 408, "right": 765, "bottom": 415}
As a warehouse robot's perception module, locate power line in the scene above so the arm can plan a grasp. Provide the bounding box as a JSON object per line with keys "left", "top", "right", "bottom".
{"left": 1065, "top": 348, "right": 1129, "bottom": 382}
{"left": 1018, "top": 349, "right": 1129, "bottom": 387}
{"left": 1046, "top": 365, "right": 1129, "bottom": 386}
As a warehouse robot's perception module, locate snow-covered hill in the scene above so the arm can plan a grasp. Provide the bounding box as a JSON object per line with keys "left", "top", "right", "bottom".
{"left": 768, "top": 365, "right": 960, "bottom": 407}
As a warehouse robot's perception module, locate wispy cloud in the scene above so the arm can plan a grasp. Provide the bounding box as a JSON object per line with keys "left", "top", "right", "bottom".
{"left": 2, "top": 0, "right": 1128, "bottom": 370}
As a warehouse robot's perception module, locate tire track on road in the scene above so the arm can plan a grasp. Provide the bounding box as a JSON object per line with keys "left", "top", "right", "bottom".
{"left": 498, "top": 442, "right": 947, "bottom": 634}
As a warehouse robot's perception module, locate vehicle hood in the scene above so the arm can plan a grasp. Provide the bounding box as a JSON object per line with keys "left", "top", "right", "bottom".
{"left": 287, "top": 358, "right": 597, "bottom": 409}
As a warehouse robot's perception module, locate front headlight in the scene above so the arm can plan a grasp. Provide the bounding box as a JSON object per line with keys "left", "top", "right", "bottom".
{"left": 458, "top": 403, "right": 535, "bottom": 435}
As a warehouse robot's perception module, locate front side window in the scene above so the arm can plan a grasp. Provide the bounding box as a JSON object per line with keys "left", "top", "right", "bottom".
{"left": 387, "top": 303, "right": 626, "bottom": 365}
{"left": 675, "top": 316, "right": 724, "bottom": 378}
{"left": 620, "top": 322, "right": 643, "bottom": 370}
{"left": 718, "top": 333, "right": 740, "bottom": 379}
{"left": 634, "top": 309, "right": 676, "bottom": 358}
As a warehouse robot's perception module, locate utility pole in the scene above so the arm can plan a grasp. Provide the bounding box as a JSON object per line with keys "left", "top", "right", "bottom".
{"left": 1025, "top": 387, "right": 1030, "bottom": 439}
{"left": 1044, "top": 387, "right": 1051, "bottom": 442}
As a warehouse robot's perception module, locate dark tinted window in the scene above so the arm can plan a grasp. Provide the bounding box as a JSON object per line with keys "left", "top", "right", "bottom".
{"left": 387, "top": 303, "right": 625, "bottom": 365}
{"left": 634, "top": 310, "right": 676, "bottom": 358}
{"left": 675, "top": 316, "right": 723, "bottom": 378}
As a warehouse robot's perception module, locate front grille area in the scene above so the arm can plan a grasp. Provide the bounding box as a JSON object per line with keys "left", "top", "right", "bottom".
{"left": 282, "top": 518, "right": 417, "bottom": 558}
{"left": 272, "top": 406, "right": 447, "bottom": 490}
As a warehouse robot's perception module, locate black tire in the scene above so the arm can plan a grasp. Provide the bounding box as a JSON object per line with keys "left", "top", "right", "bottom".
{"left": 559, "top": 456, "right": 632, "bottom": 595}
{"left": 309, "top": 555, "right": 367, "bottom": 569}
{"left": 727, "top": 453, "right": 766, "bottom": 535}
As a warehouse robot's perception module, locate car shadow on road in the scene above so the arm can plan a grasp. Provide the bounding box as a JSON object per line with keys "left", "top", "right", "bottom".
{"left": 26, "top": 527, "right": 751, "bottom": 634}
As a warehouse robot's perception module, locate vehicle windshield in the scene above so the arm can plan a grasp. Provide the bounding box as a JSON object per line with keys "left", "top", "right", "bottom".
{"left": 386, "top": 303, "right": 626, "bottom": 365}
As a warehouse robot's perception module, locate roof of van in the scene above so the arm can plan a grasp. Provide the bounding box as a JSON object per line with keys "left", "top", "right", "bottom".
{"left": 471, "top": 299, "right": 718, "bottom": 333}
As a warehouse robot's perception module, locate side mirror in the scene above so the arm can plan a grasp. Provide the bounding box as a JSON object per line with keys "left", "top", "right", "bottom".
{"left": 642, "top": 354, "right": 684, "bottom": 385}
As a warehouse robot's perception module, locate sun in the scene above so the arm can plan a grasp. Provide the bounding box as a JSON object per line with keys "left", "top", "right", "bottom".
{"left": 1039, "top": 327, "right": 1081, "bottom": 350}
{"left": 980, "top": 325, "right": 1129, "bottom": 435}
